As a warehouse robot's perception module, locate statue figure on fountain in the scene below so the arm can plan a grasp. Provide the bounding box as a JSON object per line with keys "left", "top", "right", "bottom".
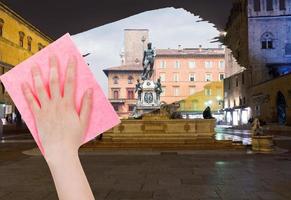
{"left": 135, "top": 79, "right": 143, "bottom": 102}
{"left": 141, "top": 42, "right": 156, "bottom": 81}
{"left": 132, "top": 42, "right": 161, "bottom": 118}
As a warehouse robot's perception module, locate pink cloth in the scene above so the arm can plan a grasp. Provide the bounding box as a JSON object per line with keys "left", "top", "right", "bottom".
{"left": 0, "top": 33, "right": 120, "bottom": 155}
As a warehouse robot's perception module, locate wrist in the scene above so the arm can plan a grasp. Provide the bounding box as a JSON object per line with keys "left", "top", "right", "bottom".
{"left": 45, "top": 148, "right": 79, "bottom": 165}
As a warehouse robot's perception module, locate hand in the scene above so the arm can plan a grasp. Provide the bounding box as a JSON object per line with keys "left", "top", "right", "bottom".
{"left": 22, "top": 55, "right": 93, "bottom": 161}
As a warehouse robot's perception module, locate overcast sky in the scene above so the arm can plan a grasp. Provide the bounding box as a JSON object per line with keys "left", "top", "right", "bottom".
{"left": 72, "top": 7, "right": 221, "bottom": 96}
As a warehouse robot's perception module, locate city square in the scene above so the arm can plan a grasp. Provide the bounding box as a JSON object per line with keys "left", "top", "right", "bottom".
{"left": 0, "top": 0, "right": 291, "bottom": 199}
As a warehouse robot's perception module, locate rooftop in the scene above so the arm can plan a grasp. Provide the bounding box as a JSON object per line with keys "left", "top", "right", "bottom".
{"left": 156, "top": 48, "right": 225, "bottom": 57}
{"left": 103, "top": 63, "right": 143, "bottom": 76}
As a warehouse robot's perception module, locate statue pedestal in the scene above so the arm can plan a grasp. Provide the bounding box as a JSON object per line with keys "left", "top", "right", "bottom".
{"left": 134, "top": 80, "right": 161, "bottom": 118}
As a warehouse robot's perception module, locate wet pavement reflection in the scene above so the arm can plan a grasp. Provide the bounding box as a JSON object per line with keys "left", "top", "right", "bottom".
{"left": 215, "top": 125, "right": 252, "bottom": 145}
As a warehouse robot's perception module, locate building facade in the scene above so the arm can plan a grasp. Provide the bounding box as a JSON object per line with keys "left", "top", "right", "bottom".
{"left": 0, "top": 2, "right": 52, "bottom": 121}
{"left": 224, "top": 0, "right": 291, "bottom": 126}
{"left": 155, "top": 48, "right": 225, "bottom": 105}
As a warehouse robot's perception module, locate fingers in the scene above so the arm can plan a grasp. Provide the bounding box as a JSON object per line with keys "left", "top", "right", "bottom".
{"left": 49, "top": 56, "right": 61, "bottom": 99}
{"left": 64, "top": 56, "right": 77, "bottom": 105}
{"left": 79, "top": 88, "right": 93, "bottom": 129}
{"left": 22, "top": 82, "right": 40, "bottom": 114}
{"left": 32, "top": 66, "right": 49, "bottom": 107}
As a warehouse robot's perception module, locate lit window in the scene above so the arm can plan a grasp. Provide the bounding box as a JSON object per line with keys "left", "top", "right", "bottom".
{"left": 254, "top": 0, "right": 261, "bottom": 11}
{"left": 188, "top": 61, "right": 196, "bottom": 69}
{"left": 128, "top": 76, "right": 133, "bottom": 84}
{"left": 205, "top": 74, "right": 212, "bottom": 82}
{"left": 19, "top": 31, "right": 25, "bottom": 47}
{"left": 173, "top": 87, "right": 180, "bottom": 96}
{"left": 173, "top": 73, "right": 179, "bottom": 82}
{"left": 159, "top": 73, "right": 166, "bottom": 82}
{"left": 27, "top": 36, "right": 32, "bottom": 51}
{"left": 261, "top": 32, "right": 274, "bottom": 49}
{"left": 219, "top": 74, "right": 225, "bottom": 81}
{"left": 0, "top": 18, "right": 4, "bottom": 36}
{"left": 189, "top": 74, "right": 195, "bottom": 82}
{"left": 160, "top": 60, "right": 166, "bottom": 68}
{"left": 174, "top": 61, "right": 181, "bottom": 69}
{"left": 113, "top": 76, "right": 119, "bottom": 84}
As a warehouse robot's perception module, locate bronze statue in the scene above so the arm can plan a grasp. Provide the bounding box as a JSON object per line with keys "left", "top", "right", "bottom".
{"left": 141, "top": 42, "right": 156, "bottom": 80}
{"left": 135, "top": 79, "right": 143, "bottom": 101}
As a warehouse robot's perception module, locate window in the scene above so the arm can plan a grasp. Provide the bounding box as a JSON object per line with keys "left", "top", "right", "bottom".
{"left": 205, "top": 74, "right": 212, "bottom": 82}
{"left": 173, "top": 73, "right": 179, "bottom": 82}
{"left": 188, "top": 61, "right": 196, "bottom": 69}
{"left": 254, "top": 0, "right": 261, "bottom": 11}
{"left": 219, "top": 74, "right": 225, "bottom": 81}
{"left": 173, "top": 87, "right": 180, "bottom": 96}
{"left": 127, "top": 89, "right": 134, "bottom": 99}
{"left": 205, "top": 61, "right": 212, "bottom": 69}
{"left": 205, "top": 88, "right": 212, "bottom": 96}
{"left": 261, "top": 32, "right": 274, "bottom": 49}
{"left": 266, "top": 0, "right": 273, "bottom": 11}
{"left": 192, "top": 100, "right": 198, "bottom": 110}
{"left": 19, "top": 31, "right": 25, "bottom": 47}
{"left": 160, "top": 60, "right": 166, "bottom": 68}
{"left": 279, "top": 0, "right": 286, "bottom": 10}
{"left": 0, "top": 18, "right": 4, "bottom": 36}
{"left": 161, "top": 87, "right": 166, "bottom": 97}
{"left": 189, "top": 86, "right": 196, "bottom": 95}
{"left": 113, "top": 76, "right": 119, "bottom": 84}
{"left": 113, "top": 90, "right": 119, "bottom": 99}
{"left": 128, "top": 105, "right": 135, "bottom": 112}
{"left": 161, "top": 86, "right": 166, "bottom": 97}
{"left": 160, "top": 73, "right": 166, "bottom": 82}
{"left": 285, "top": 44, "right": 291, "bottom": 56}
{"left": 174, "top": 61, "right": 181, "bottom": 69}
{"left": 27, "top": 36, "right": 32, "bottom": 51}
{"left": 113, "top": 104, "right": 119, "bottom": 111}
{"left": 128, "top": 76, "right": 133, "bottom": 84}
{"left": 38, "top": 43, "right": 44, "bottom": 51}
{"left": 219, "top": 61, "right": 225, "bottom": 69}
{"left": 189, "top": 74, "right": 195, "bottom": 82}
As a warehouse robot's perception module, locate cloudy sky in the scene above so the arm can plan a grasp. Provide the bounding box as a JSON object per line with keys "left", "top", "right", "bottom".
{"left": 72, "top": 7, "right": 221, "bottom": 96}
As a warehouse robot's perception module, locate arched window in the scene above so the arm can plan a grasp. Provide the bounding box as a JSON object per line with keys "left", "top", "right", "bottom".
{"left": 38, "top": 43, "right": 44, "bottom": 51}
{"left": 128, "top": 75, "right": 133, "bottom": 84}
{"left": 19, "top": 31, "right": 25, "bottom": 47}
{"left": 113, "top": 76, "right": 119, "bottom": 84}
{"left": 27, "top": 36, "right": 32, "bottom": 51}
{"left": 285, "top": 44, "right": 291, "bottom": 56}
{"left": 261, "top": 32, "right": 274, "bottom": 49}
{"left": 0, "top": 18, "right": 4, "bottom": 36}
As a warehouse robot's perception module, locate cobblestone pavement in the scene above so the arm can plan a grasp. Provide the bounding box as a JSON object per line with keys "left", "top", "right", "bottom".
{"left": 1, "top": 146, "right": 291, "bottom": 200}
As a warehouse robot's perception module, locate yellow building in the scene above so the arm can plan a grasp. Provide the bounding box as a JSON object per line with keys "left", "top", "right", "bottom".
{"left": 0, "top": 2, "right": 52, "bottom": 119}
{"left": 178, "top": 81, "right": 224, "bottom": 115}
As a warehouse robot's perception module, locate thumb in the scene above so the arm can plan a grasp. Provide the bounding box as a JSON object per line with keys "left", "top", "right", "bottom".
{"left": 80, "top": 88, "right": 93, "bottom": 133}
